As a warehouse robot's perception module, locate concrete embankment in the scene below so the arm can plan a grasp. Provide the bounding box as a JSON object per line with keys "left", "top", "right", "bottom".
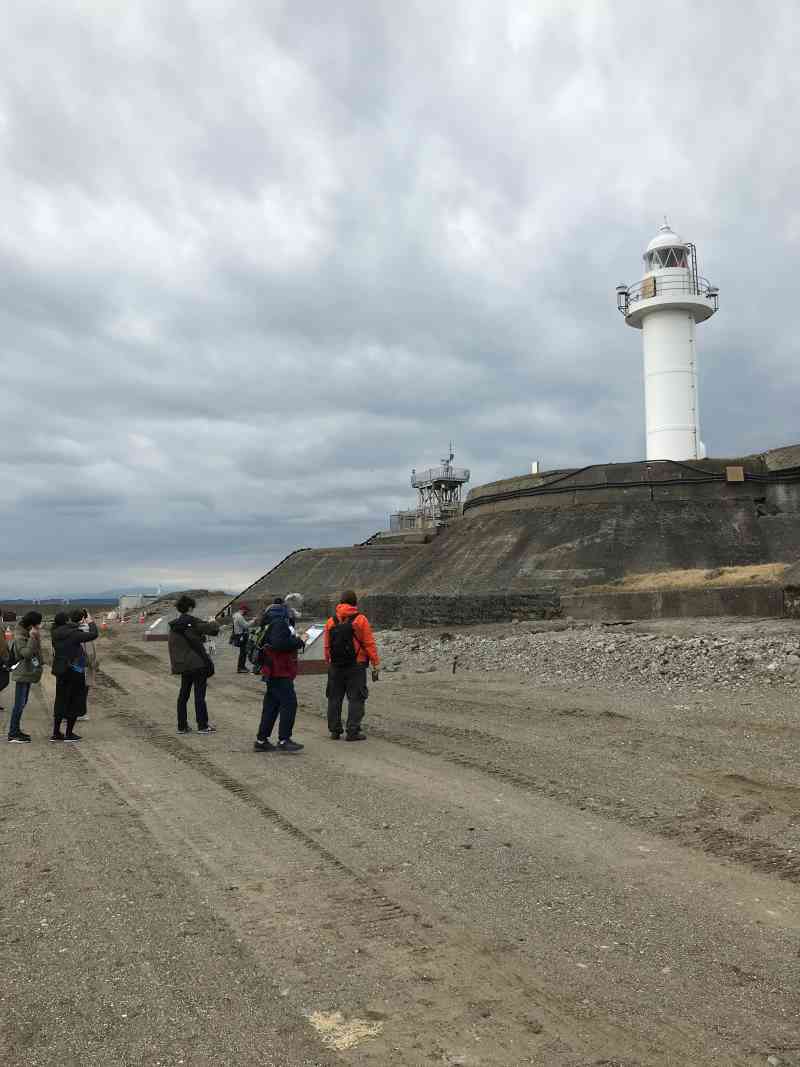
{"left": 220, "top": 448, "right": 800, "bottom": 626}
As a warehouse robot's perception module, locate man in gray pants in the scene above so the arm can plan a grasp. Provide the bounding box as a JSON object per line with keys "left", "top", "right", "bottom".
{"left": 323, "top": 591, "right": 380, "bottom": 741}
{"left": 232, "top": 603, "right": 254, "bottom": 673}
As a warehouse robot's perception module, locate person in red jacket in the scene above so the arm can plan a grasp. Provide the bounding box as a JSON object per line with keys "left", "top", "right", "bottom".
{"left": 254, "top": 599, "right": 305, "bottom": 753}
{"left": 323, "top": 590, "right": 380, "bottom": 741}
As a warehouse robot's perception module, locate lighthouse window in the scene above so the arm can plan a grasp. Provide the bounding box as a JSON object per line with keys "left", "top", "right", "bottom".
{"left": 646, "top": 247, "right": 688, "bottom": 270}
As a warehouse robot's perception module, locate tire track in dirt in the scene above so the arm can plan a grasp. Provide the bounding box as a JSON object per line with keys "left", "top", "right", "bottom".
{"left": 365, "top": 716, "right": 800, "bottom": 885}
{"left": 3, "top": 684, "right": 344, "bottom": 1067}
{"left": 55, "top": 661, "right": 411, "bottom": 935}
{"left": 82, "top": 657, "right": 718, "bottom": 1065}
{"left": 100, "top": 649, "right": 800, "bottom": 887}
{"left": 108, "top": 705, "right": 412, "bottom": 927}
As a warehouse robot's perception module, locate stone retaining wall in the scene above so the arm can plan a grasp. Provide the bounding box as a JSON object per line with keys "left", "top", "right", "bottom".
{"left": 240, "top": 584, "right": 793, "bottom": 629}
{"left": 299, "top": 592, "right": 561, "bottom": 629}
{"left": 561, "top": 584, "right": 784, "bottom": 621}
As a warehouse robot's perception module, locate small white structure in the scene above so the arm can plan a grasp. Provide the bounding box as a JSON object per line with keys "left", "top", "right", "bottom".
{"left": 617, "top": 223, "right": 719, "bottom": 461}
{"left": 118, "top": 592, "right": 160, "bottom": 616}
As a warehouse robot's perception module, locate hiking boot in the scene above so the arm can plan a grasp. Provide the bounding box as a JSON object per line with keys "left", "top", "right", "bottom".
{"left": 197, "top": 725, "right": 217, "bottom": 735}
{"left": 277, "top": 739, "right": 304, "bottom": 753}
{"left": 177, "top": 725, "right": 192, "bottom": 734}
{"left": 329, "top": 732, "right": 342, "bottom": 740}
{"left": 50, "top": 733, "right": 65, "bottom": 742}
{"left": 64, "top": 732, "right": 82, "bottom": 742}
{"left": 253, "top": 738, "right": 275, "bottom": 753}
{"left": 8, "top": 732, "right": 32, "bottom": 743}
{"left": 345, "top": 733, "right": 367, "bottom": 742}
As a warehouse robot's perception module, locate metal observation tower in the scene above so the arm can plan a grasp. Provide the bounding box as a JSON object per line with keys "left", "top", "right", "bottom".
{"left": 390, "top": 447, "right": 470, "bottom": 532}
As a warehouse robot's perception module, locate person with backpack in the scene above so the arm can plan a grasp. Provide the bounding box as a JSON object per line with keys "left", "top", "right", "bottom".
{"left": 231, "top": 603, "right": 254, "bottom": 673}
{"left": 323, "top": 590, "right": 380, "bottom": 741}
{"left": 254, "top": 598, "right": 306, "bottom": 753}
{"left": 7, "top": 611, "right": 43, "bottom": 743}
{"left": 168, "top": 595, "right": 220, "bottom": 734}
{"left": 50, "top": 611, "right": 99, "bottom": 741}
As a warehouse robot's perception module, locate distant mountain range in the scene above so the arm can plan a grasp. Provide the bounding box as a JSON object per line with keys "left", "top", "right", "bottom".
{"left": 0, "top": 592, "right": 154, "bottom": 602}
{"left": 0, "top": 585, "right": 230, "bottom": 602}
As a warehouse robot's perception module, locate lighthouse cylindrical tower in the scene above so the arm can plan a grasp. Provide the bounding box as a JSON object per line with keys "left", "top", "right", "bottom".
{"left": 616, "top": 224, "right": 719, "bottom": 461}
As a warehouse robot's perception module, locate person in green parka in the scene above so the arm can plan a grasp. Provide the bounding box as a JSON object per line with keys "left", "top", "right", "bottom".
{"left": 7, "top": 611, "right": 43, "bottom": 743}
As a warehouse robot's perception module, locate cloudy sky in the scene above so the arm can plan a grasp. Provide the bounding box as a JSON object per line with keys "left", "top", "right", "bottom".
{"left": 1, "top": 1, "right": 799, "bottom": 596}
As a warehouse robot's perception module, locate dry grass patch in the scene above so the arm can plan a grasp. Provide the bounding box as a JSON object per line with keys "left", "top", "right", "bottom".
{"left": 306, "top": 1010, "right": 384, "bottom": 1050}
{"left": 584, "top": 562, "right": 788, "bottom": 594}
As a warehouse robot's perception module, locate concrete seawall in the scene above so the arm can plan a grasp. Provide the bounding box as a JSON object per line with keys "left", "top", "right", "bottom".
{"left": 380, "top": 502, "right": 800, "bottom": 594}
{"left": 464, "top": 453, "right": 800, "bottom": 516}
{"left": 221, "top": 446, "right": 800, "bottom": 627}
{"left": 562, "top": 584, "right": 785, "bottom": 621}
{"left": 224, "top": 502, "right": 800, "bottom": 626}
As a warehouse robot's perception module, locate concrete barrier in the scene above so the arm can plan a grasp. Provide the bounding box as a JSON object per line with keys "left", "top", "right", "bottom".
{"left": 562, "top": 584, "right": 784, "bottom": 621}
{"left": 359, "top": 593, "right": 560, "bottom": 629}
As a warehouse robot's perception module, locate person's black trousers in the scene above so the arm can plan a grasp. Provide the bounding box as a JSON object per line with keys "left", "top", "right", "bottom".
{"left": 258, "top": 677, "right": 297, "bottom": 742}
{"left": 236, "top": 636, "right": 249, "bottom": 672}
{"left": 177, "top": 669, "right": 209, "bottom": 729}
{"left": 326, "top": 664, "right": 368, "bottom": 737}
{"left": 54, "top": 670, "right": 87, "bottom": 734}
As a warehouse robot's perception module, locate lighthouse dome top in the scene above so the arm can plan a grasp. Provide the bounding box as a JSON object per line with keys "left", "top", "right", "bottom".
{"left": 646, "top": 222, "right": 688, "bottom": 253}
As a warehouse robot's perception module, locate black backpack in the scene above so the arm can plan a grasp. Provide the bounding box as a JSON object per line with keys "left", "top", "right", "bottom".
{"left": 264, "top": 614, "right": 296, "bottom": 653}
{"left": 328, "top": 613, "right": 361, "bottom": 667}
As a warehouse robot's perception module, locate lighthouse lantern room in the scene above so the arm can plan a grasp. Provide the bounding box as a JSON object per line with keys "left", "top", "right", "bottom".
{"left": 616, "top": 223, "right": 719, "bottom": 462}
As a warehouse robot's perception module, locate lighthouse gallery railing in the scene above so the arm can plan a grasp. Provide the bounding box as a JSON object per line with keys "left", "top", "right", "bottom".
{"left": 617, "top": 275, "right": 719, "bottom": 315}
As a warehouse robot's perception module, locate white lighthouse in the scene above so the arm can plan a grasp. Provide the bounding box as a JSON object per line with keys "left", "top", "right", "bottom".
{"left": 617, "top": 223, "right": 719, "bottom": 461}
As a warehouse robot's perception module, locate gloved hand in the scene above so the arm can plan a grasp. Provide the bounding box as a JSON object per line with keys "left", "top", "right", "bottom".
{"left": 371, "top": 668, "right": 380, "bottom": 682}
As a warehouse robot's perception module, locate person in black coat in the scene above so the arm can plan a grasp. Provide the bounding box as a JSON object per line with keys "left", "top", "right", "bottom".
{"left": 50, "top": 611, "right": 99, "bottom": 742}
{"left": 167, "top": 595, "right": 220, "bottom": 734}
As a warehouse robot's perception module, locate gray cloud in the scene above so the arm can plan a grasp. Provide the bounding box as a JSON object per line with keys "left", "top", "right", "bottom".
{"left": 1, "top": 0, "right": 798, "bottom": 595}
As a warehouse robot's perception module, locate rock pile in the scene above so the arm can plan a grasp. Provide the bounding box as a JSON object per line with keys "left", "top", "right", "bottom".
{"left": 377, "top": 625, "right": 800, "bottom": 692}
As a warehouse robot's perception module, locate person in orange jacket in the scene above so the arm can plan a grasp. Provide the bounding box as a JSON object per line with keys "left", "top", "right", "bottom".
{"left": 323, "top": 590, "right": 380, "bottom": 741}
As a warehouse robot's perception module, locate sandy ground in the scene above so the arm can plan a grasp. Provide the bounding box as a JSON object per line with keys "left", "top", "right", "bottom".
{"left": 2, "top": 622, "right": 800, "bottom": 1066}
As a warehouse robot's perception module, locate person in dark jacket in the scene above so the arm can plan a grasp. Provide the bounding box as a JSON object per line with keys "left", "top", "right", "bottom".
{"left": 50, "top": 611, "right": 99, "bottom": 741}
{"left": 0, "top": 621, "right": 10, "bottom": 712}
{"left": 168, "top": 595, "right": 220, "bottom": 734}
{"left": 7, "top": 611, "right": 43, "bottom": 743}
{"left": 231, "top": 603, "right": 254, "bottom": 673}
{"left": 254, "top": 599, "right": 305, "bottom": 753}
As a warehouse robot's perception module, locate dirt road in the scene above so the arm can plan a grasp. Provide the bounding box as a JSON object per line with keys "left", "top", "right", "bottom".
{"left": 3, "top": 626, "right": 800, "bottom": 1065}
